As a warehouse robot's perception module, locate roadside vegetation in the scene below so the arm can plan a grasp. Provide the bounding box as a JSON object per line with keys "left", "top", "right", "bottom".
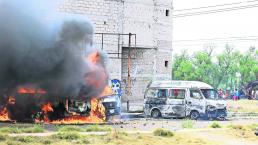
{"left": 0, "top": 125, "right": 45, "bottom": 134}
{"left": 0, "top": 123, "right": 257, "bottom": 145}
{"left": 0, "top": 130, "right": 215, "bottom": 145}
{"left": 209, "top": 122, "right": 222, "bottom": 128}
{"left": 181, "top": 119, "right": 195, "bottom": 129}
{"left": 57, "top": 125, "right": 112, "bottom": 132}
{"left": 153, "top": 128, "right": 174, "bottom": 137}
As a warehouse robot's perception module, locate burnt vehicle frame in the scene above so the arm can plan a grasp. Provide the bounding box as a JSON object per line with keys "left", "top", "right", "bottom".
{"left": 144, "top": 81, "right": 227, "bottom": 120}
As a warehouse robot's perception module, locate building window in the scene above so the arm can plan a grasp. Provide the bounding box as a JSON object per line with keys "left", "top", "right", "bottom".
{"left": 165, "top": 61, "right": 168, "bottom": 67}
{"left": 166, "top": 10, "right": 169, "bottom": 16}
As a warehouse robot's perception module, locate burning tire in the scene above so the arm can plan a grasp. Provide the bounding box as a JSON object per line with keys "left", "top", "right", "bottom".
{"left": 151, "top": 109, "right": 161, "bottom": 118}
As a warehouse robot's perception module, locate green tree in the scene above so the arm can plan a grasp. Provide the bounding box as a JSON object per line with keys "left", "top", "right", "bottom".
{"left": 172, "top": 51, "right": 195, "bottom": 80}
{"left": 192, "top": 51, "right": 213, "bottom": 84}
{"left": 238, "top": 47, "right": 258, "bottom": 85}
{"left": 215, "top": 45, "right": 240, "bottom": 89}
{"left": 172, "top": 45, "right": 258, "bottom": 91}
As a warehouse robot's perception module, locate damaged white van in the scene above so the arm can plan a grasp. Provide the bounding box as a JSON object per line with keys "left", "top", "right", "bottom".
{"left": 144, "top": 81, "right": 227, "bottom": 120}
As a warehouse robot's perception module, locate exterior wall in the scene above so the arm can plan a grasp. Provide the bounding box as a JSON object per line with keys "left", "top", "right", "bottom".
{"left": 59, "top": 0, "right": 173, "bottom": 103}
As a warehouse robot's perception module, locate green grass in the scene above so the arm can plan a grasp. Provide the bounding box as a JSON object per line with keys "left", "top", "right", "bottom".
{"left": 0, "top": 133, "right": 7, "bottom": 142}
{"left": 57, "top": 126, "right": 84, "bottom": 132}
{"left": 181, "top": 120, "right": 194, "bottom": 129}
{"left": 0, "top": 130, "right": 221, "bottom": 145}
{"left": 57, "top": 125, "right": 112, "bottom": 132}
{"left": 53, "top": 132, "right": 81, "bottom": 140}
{"left": 13, "top": 136, "right": 36, "bottom": 143}
{"left": 0, "top": 125, "right": 44, "bottom": 134}
{"left": 209, "top": 122, "right": 222, "bottom": 128}
{"left": 84, "top": 125, "right": 112, "bottom": 132}
{"left": 153, "top": 129, "right": 174, "bottom": 137}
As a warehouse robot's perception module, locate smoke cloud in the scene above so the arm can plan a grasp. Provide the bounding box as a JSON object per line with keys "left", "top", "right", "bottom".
{"left": 0, "top": 3, "right": 108, "bottom": 99}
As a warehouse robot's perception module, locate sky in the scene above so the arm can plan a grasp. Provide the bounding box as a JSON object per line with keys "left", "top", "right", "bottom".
{"left": 173, "top": 0, "right": 258, "bottom": 55}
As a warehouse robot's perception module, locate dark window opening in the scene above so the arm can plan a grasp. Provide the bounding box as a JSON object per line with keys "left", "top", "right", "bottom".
{"left": 165, "top": 61, "right": 168, "bottom": 67}
{"left": 166, "top": 10, "right": 169, "bottom": 16}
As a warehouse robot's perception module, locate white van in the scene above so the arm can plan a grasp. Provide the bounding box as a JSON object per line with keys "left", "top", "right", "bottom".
{"left": 144, "top": 80, "right": 227, "bottom": 120}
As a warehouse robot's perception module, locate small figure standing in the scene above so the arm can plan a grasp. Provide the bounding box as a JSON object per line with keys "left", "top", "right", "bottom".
{"left": 218, "top": 89, "right": 223, "bottom": 98}
{"left": 233, "top": 89, "right": 239, "bottom": 101}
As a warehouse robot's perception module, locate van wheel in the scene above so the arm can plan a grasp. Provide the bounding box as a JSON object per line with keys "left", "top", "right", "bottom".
{"left": 151, "top": 109, "right": 161, "bottom": 118}
{"left": 190, "top": 111, "right": 200, "bottom": 120}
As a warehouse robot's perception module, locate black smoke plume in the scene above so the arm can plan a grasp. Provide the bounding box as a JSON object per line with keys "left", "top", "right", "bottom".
{"left": 0, "top": 3, "right": 108, "bottom": 100}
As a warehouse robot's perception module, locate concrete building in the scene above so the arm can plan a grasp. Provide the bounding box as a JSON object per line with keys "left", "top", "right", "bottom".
{"left": 59, "top": 0, "right": 173, "bottom": 103}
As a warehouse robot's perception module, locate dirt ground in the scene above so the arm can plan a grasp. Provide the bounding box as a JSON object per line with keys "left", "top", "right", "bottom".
{"left": 111, "top": 118, "right": 258, "bottom": 131}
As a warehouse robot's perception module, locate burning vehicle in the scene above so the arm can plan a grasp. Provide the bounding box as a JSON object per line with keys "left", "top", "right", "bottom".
{"left": 0, "top": 3, "right": 114, "bottom": 124}
{"left": 102, "top": 85, "right": 121, "bottom": 118}
{"left": 144, "top": 81, "right": 227, "bottom": 120}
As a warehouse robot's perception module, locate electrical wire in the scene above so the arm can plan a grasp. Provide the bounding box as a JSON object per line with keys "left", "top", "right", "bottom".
{"left": 174, "top": 36, "right": 258, "bottom": 43}
{"left": 174, "top": 0, "right": 258, "bottom": 12}
{"left": 173, "top": 3, "right": 258, "bottom": 18}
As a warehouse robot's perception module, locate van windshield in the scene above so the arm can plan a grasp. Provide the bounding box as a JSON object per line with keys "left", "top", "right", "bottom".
{"left": 201, "top": 89, "right": 222, "bottom": 100}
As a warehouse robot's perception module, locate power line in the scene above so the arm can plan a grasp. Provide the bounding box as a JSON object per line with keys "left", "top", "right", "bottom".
{"left": 174, "top": 36, "right": 258, "bottom": 43}
{"left": 173, "top": 3, "right": 258, "bottom": 18}
{"left": 174, "top": 0, "right": 258, "bottom": 12}
{"left": 173, "top": 41, "right": 258, "bottom": 47}
{"left": 173, "top": 39, "right": 258, "bottom": 47}
{"left": 173, "top": 39, "right": 258, "bottom": 45}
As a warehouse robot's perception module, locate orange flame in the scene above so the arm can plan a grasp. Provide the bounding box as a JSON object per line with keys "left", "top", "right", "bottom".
{"left": 41, "top": 102, "right": 53, "bottom": 122}
{"left": 50, "top": 98, "right": 105, "bottom": 124}
{"left": 87, "top": 51, "right": 100, "bottom": 64}
{"left": 18, "top": 87, "right": 46, "bottom": 94}
{"left": 37, "top": 98, "right": 106, "bottom": 124}
{"left": 0, "top": 107, "right": 10, "bottom": 121}
{"left": 0, "top": 96, "right": 16, "bottom": 121}
{"left": 101, "top": 86, "right": 113, "bottom": 97}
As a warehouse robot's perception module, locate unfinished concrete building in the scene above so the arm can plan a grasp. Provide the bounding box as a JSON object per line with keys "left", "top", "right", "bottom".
{"left": 59, "top": 0, "right": 173, "bottom": 103}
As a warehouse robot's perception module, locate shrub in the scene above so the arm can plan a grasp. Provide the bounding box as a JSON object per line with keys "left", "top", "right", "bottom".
{"left": 58, "top": 126, "right": 83, "bottom": 132}
{"left": 13, "top": 136, "right": 35, "bottom": 143}
{"left": 210, "top": 122, "right": 222, "bottom": 128}
{"left": 21, "top": 125, "right": 45, "bottom": 133}
{"left": 0, "top": 127, "right": 20, "bottom": 133}
{"left": 153, "top": 129, "right": 174, "bottom": 137}
{"left": 84, "top": 125, "right": 112, "bottom": 132}
{"left": 0, "top": 133, "right": 7, "bottom": 142}
{"left": 182, "top": 120, "right": 194, "bottom": 129}
{"left": 6, "top": 141, "right": 21, "bottom": 145}
{"left": 0, "top": 125, "right": 44, "bottom": 133}
{"left": 53, "top": 132, "right": 81, "bottom": 140}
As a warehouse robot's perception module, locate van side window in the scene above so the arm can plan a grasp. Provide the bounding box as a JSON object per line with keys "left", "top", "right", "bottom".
{"left": 169, "top": 89, "right": 185, "bottom": 99}
{"left": 157, "top": 89, "right": 169, "bottom": 98}
{"left": 146, "top": 89, "right": 168, "bottom": 98}
{"left": 190, "top": 90, "right": 203, "bottom": 99}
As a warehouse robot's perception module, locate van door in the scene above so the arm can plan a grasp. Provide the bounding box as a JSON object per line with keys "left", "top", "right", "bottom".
{"left": 166, "top": 89, "right": 186, "bottom": 117}
{"left": 186, "top": 89, "right": 206, "bottom": 117}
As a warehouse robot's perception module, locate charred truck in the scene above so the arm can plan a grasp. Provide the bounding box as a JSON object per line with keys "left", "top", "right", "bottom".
{"left": 144, "top": 81, "right": 227, "bottom": 120}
